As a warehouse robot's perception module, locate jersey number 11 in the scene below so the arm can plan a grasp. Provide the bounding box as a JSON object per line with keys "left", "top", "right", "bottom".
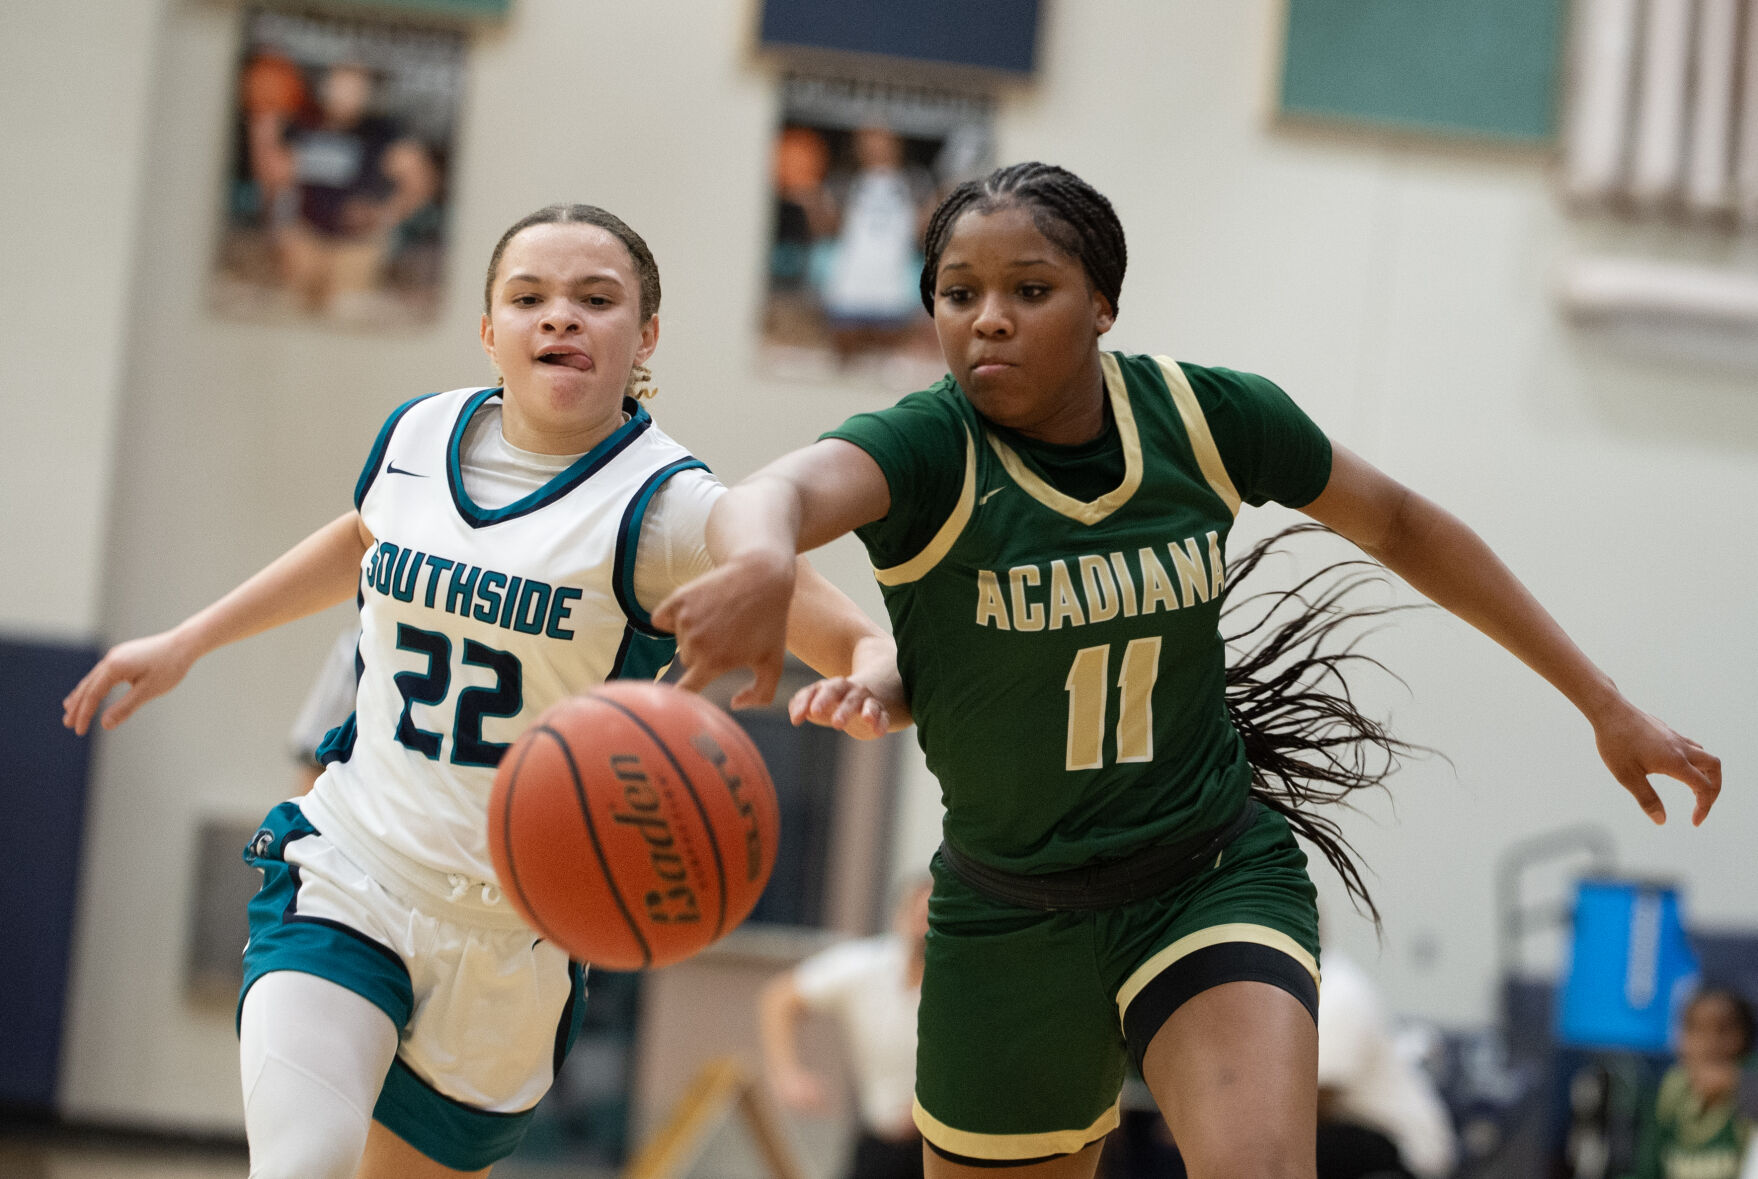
{"left": 1064, "top": 636, "right": 1162, "bottom": 771}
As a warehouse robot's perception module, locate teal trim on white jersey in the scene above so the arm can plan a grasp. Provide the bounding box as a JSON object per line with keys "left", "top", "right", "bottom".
{"left": 356, "top": 392, "right": 443, "bottom": 511}
{"left": 311, "top": 387, "right": 711, "bottom": 896}
{"left": 443, "top": 389, "right": 661, "bottom": 528}
{"left": 615, "top": 457, "right": 711, "bottom": 634}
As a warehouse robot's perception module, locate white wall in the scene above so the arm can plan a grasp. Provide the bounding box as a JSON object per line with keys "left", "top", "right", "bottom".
{"left": 20, "top": 0, "right": 1756, "bottom": 1132}
{"left": 0, "top": 0, "right": 164, "bottom": 639}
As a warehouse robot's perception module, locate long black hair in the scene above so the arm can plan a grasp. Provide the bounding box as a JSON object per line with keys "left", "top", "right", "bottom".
{"left": 1222, "top": 524, "right": 1432, "bottom": 927}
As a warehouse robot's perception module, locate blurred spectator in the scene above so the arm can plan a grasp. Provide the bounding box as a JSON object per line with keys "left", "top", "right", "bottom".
{"left": 286, "top": 626, "right": 358, "bottom": 796}
{"left": 760, "top": 879, "right": 932, "bottom": 1179}
{"left": 811, "top": 126, "right": 936, "bottom": 366}
{"left": 1317, "top": 952, "right": 1458, "bottom": 1179}
{"left": 247, "top": 61, "right": 437, "bottom": 314}
{"left": 1629, "top": 986, "right": 1754, "bottom": 1179}
{"left": 766, "top": 125, "right": 833, "bottom": 347}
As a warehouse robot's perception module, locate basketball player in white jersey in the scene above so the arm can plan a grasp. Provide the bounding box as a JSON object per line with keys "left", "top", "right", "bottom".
{"left": 63, "top": 203, "right": 906, "bottom": 1179}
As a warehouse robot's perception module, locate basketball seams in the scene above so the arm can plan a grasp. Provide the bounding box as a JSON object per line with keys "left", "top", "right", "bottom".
{"left": 494, "top": 731, "right": 576, "bottom": 953}
{"left": 595, "top": 695, "right": 731, "bottom": 940}
{"left": 545, "top": 721, "right": 655, "bottom": 967}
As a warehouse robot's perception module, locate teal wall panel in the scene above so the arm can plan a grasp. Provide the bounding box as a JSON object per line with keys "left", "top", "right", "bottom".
{"left": 1280, "top": 0, "right": 1567, "bottom": 142}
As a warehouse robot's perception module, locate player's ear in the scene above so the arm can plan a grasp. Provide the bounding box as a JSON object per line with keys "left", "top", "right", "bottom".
{"left": 635, "top": 314, "right": 659, "bottom": 366}
{"left": 1092, "top": 287, "right": 1115, "bottom": 335}
{"left": 480, "top": 312, "right": 496, "bottom": 363}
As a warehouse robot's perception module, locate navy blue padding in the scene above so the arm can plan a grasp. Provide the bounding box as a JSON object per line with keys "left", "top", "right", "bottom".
{"left": 758, "top": 0, "right": 1040, "bottom": 74}
{"left": 0, "top": 636, "right": 100, "bottom": 1109}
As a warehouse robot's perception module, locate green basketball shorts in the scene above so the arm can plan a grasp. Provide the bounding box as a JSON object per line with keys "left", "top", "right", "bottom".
{"left": 911, "top": 803, "right": 1320, "bottom": 1165}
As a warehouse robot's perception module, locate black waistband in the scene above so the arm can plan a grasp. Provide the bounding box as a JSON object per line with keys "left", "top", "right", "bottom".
{"left": 936, "top": 799, "right": 1259, "bottom": 912}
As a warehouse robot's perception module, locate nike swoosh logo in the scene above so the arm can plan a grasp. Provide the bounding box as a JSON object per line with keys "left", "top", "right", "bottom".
{"left": 385, "top": 461, "right": 427, "bottom": 478}
{"left": 979, "top": 486, "right": 1006, "bottom": 504}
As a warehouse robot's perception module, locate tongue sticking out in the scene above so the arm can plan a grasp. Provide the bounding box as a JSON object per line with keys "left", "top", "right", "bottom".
{"left": 540, "top": 353, "right": 592, "bottom": 371}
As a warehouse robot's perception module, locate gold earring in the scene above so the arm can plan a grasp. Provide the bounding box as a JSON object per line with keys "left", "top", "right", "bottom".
{"left": 627, "top": 364, "right": 659, "bottom": 400}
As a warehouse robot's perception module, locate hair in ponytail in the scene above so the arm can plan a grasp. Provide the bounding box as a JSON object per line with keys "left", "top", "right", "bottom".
{"left": 1221, "top": 524, "right": 1436, "bottom": 928}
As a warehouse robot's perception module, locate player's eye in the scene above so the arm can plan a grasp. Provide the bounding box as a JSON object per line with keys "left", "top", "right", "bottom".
{"left": 511, "top": 294, "right": 540, "bottom": 307}
{"left": 1019, "top": 283, "right": 1049, "bottom": 300}
{"left": 938, "top": 286, "right": 972, "bottom": 304}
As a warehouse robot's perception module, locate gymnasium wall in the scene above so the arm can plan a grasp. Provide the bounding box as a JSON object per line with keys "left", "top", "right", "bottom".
{"left": 7, "top": 0, "right": 1754, "bottom": 1136}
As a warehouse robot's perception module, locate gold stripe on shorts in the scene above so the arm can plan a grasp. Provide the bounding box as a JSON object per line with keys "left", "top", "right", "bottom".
{"left": 914, "top": 1096, "right": 1120, "bottom": 1161}
{"left": 1114, "top": 922, "right": 1320, "bottom": 1028}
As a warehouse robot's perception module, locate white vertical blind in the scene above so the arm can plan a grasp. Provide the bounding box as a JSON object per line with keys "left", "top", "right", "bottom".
{"left": 1686, "top": 0, "right": 1740, "bottom": 214}
{"left": 1564, "top": 0, "right": 1646, "bottom": 203}
{"left": 1628, "top": 0, "right": 1695, "bottom": 206}
{"left": 1736, "top": 0, "right": 1758, "bottom": 222}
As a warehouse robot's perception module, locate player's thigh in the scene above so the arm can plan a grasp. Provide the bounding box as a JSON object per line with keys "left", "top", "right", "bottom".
{"left": 923, "top": 1138, "right": 1104, "bottom": 1179}
{"left": 1140, "top": 980, "right": 1316, "bottom": 1179}
{"left": 1102, "top": 806, "right": 1321, "bottom": 1178}
{"left": 915, "top": 863, "right": 1125, "bottom": 1166}
{"left": 357, "top": 1119, "right": 490, "bottom": 1179}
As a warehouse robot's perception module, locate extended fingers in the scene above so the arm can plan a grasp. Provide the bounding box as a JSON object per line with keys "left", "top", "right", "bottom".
{"left": 729, "top": 658, "right": 783, "bottom": 711}
{"left": 1616, "top": 763, "right": 1668, "bottom": 826}
{"left": 1682, "top": 744, "right": 1722, "bottom": 826}
{"left": 63, "top": 665, "right": 118, "bottom": 736}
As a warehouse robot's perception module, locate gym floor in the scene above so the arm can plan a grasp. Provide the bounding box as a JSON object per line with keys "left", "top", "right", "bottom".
{"left": 0, "top": 1131, "right": 617, "bottom": 1178}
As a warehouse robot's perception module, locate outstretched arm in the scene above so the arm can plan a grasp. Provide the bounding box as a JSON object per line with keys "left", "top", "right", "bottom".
{"left": 757, "top": 970, "right": 834, "bottom": 1116}
{"left": 1301, "top": 444, "right": 1720, "bottom": 825}
{"left": 781, "top": 560, "right": 910, "bottom": 739}
{"left": 654, "top": 440, "right": 892, "bottom": 710}
{"left": 63, "top": 511, "right": 372, "bottom": 735}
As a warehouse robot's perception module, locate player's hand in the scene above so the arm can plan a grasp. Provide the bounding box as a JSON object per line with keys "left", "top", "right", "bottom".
{"left": 770, "top": 1066, "right": 832, "bottom": 1116}
{"left": 62, "top": 629, "right": 199, "bottom": 736}
{"left": 789, "top": 676, "right": 893, "bottom": 741}
{"left": 1589, "top": 696, "right": 1721, "bottom": 826}
{"left": 653, "top": 551, "right": 795, "bottom": 710}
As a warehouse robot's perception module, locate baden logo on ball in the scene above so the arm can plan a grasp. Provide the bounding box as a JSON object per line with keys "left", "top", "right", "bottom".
{"left": 488, "top": 681, "right": 779, "bottom": 970}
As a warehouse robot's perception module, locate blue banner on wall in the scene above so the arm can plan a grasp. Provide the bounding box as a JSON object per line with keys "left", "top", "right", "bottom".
{"left": 1556, "top": 878, "right": 1700, "bottom": 1054}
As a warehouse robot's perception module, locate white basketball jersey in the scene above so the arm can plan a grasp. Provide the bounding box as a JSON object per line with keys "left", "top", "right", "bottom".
{"left": 303, "top": 387, "right": 707, "bottom": 896}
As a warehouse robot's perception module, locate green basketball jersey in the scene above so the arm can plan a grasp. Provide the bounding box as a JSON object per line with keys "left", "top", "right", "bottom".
{"left": 827, "top": 353, "right": 1331, "bottom": 874}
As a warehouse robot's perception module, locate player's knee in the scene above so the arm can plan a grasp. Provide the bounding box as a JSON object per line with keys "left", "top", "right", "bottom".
{"left": 1180, "top": 1130, "right": 1312, "bottom": 1179}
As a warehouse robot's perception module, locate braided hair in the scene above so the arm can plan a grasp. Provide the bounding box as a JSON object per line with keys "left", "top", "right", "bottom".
{"left": 918, "top": 162, "right": 1128, "bottom": 316}
{"left": 1221, "top": 524, "right": 1435, "bottom": 927}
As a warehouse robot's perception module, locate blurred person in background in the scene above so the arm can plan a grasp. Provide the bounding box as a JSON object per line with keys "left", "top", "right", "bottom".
{"left": 1630, "top": 985, "right": 1754, "bottom": 1179}
{"left": 761, "top": 880, "right": 933, "bottom": 1179}
{"left": 248, "top": 61, "right": 437, "bottom": 315}
{"left": 813, "top": 125, "right": 937, "bottom": 367}
{"left": 1316, "top": 951, "right": 1457, "bottom": 1179}
{"left": 286, "top": 626, "right": 360, "bottom": 796}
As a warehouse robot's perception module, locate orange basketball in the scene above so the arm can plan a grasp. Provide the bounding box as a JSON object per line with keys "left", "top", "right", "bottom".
{"left": 488, "top": 682, "right": 779, "bottom": 969}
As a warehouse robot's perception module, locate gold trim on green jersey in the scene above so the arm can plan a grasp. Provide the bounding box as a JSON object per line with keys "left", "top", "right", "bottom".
{"left": 873, "top": 425, "right": 977, "bottom": 586}
{"left": 914, "top": 1095, "right": 1120, "bottom": 1161}
{"left": 1114, "top": 922, "right": 1320, "bottom": 1026}
{"left": 981, "top": 352, "right": 1143, "bottom": 525}
{"left": 1154, "top": 355, "right": 1241, "bottom": 517}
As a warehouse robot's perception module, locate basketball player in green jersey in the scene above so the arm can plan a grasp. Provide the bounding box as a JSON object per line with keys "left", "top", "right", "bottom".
{"left": 656, "top": 163, "right": 1722, "bottom": 1179}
